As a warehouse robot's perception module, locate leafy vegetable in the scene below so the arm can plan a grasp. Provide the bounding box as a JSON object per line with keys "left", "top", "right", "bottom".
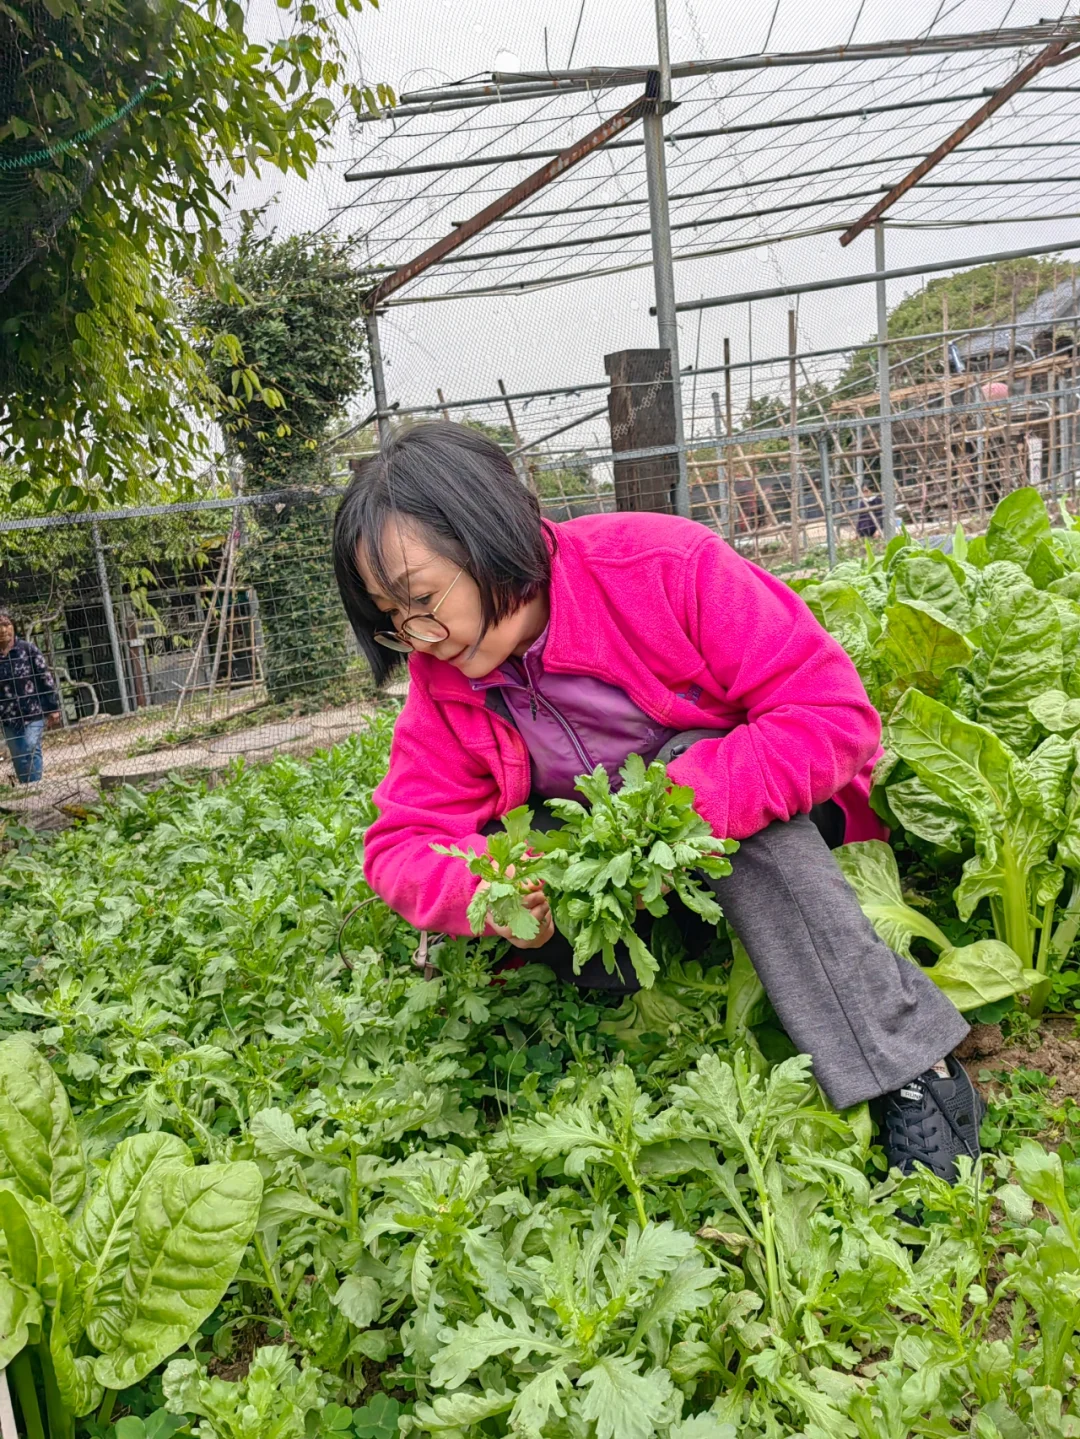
{"left": 531, "top": 755, "right": 735, "bottom": 987}
{"left": 0, "top": 707, "right": 1076, "bottom": 1436}
{"left": 433, "top": 805, "right": 545, "bottom": 940}
{"left": 0, "top": 1039, "right": 262, "bottom": 1434}
{"left": 804, "top": 488, "right": 1080, "bottom": 1017}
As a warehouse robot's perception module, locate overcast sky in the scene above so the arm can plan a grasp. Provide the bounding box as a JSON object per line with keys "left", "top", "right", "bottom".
{"left": 246, "top": 0, "right": 1080, "bottom": 443}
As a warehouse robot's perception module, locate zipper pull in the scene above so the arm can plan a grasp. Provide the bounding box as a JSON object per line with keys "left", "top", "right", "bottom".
{"left": 529, "top": 687, "right": 538, "bottom": 722}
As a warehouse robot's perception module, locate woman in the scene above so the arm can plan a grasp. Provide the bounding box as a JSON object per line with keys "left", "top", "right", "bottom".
{"left": 334, "top": 423, "right": 979, "bottom": 1180}
{"left": 0, "top": 609, "right": 61, "bottom": 784}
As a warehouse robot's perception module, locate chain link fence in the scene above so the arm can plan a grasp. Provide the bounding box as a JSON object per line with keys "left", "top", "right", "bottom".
{"left": 3, "top": 287, "right": 1078, "bottom": 819}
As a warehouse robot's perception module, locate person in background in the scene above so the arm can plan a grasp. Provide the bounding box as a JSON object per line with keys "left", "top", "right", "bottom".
{"left": 0, "top": 610, "right": 61, "bottom": 784}
{"left": 855, "top": 481, "right": 883, "bottom": 539}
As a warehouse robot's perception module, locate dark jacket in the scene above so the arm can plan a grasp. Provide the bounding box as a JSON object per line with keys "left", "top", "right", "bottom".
{"left": 0, "top": 639, "right": 59, "bottom": 731}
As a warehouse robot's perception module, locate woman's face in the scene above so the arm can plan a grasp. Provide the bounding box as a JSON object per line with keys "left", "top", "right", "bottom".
{"left": 357, "top": 519, "right": 548, "bottom": 680}
{"left": 0, "top": 619, "right": 14, "bottom": 652}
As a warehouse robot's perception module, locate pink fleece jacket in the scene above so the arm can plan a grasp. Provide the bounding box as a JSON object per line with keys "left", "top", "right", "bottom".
{"left": 364, "top": 512, "right": 886, "bottom": 934}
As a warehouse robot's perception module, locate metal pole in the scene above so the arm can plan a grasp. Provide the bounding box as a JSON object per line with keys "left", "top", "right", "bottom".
{"left": 723, "top": 337, "right": 735, "bottom": 545}
{"left": 665, "top": 237, "right": 1080, "bottom": 313}
{"left": 818, "top": 433, "right": 837, "bottom": 568}
{"left": 788, "top": 309, "right": 800, "bottom": 560}
{"left": 91, "top": 520, "right": 131, "bottom": 714}
{"left": 711, "top": 391, "right": 729, "bottom": 538}
{"left": 366, "top": 312, "right": 392, "bottom": 447}
{"left": 874, "top": 223, "right": 897, "bottom": 537}
{"left": 643, "top": 0, "right": 689, "bottom": 519}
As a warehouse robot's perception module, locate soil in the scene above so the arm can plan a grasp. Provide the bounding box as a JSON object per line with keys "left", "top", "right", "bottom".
{"left": 955, "top": 1015, "right": 1080, "bottom": 1100}
{"left": 207, "top": 1321, "right": 278, "bottom": 1383}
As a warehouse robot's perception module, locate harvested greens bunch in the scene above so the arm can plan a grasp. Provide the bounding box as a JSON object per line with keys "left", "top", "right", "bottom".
{"left": 434, "top": 805, "right": 546, "bottom": 941}
{"left": 444, "top": 754, "right": 735, "bottom": 987}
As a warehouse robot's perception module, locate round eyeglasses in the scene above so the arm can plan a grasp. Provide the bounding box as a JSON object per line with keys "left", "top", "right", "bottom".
{"left": 373, "top": 567, "right": 464, "bottom": 653}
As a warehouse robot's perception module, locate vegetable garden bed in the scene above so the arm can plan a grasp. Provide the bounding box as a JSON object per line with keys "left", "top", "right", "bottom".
{"left": 2, "top": 489, "right": 1080, "bottom": 1437}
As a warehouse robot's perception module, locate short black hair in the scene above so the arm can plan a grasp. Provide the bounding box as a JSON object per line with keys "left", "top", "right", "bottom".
{"left": 333, "top": 421, "right": 551, "bottom": 684}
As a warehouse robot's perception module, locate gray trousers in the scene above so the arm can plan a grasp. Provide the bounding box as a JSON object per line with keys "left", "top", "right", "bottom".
{"left": 706, "top": 811, "right": 969, "bottom": 1109}
{"left": 503, "top": 732, "right": 969, "bottom": 1110}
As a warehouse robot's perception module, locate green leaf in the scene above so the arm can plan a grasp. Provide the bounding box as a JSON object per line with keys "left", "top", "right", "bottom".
{"left": 330, "top": 1275, "right": 381, "bottom": 1329}
{"left": 877, "top": 602, "right": 972, "bottom": 700}
{"left": 969, "top": 567, "right": 1062, "bottom": 754}
{"left": 924, "top": 940, "right": 1038, "bottom": 1012}
{"left": 508, "top": 1364, "right": 571, "bottom": 1437}
{"left": 249, "top": 1108, "right": 317, "bottom": 1160}
{"left": 574, "top": 1356, "right": 674, "bottom": 1439}
{"left": 93, "top": 1160, "right": 263, "bottom": 1391}
{"left": 411, "top": 1389, "right": 513, "bottom": 1433}
{"left": 886, "top": 687, "right": 1017, "bottom": 832}
{"left": 1030, "top": 689, "right": 1080, "bottom": 736}
{"left": 833, "top": 840, "right": 951, "bottom": 959}
{"left": 886, "top": 776, "right": 966, "bottom": 851}
{"left": 0, "top": 1035, "right": 85, "bottom": 1213}
{"left": 0, "top": 1277, "right": 43, "bottom": 1366}
{"left": 1012, "top": 1139, "right": 1072, "bottom": 1222}
{"left": 0, "top": 1186, "right": 40, "bottom": 1289}
{"left": 352, "top": 1394, "right": 405, "bottom": 1439}
{"left": 71, "top": 1132, "right": 194, "bottom": 1352}
{"left": 429, "top": 1312, "right": 562, "bottom": 1391}
{"left": 985, "top": 487, "right": 1052, "bottom": 567}
{"left": 889, "top": 550, "right": 973, "bottom": 633}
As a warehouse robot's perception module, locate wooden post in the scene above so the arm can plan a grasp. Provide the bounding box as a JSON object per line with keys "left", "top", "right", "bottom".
{"left": 788, "top": 309, "right": 800, "bottom": 560}
{"left": 605, "top": 349, "right": 678, "bottom": 513}
{"left": 436, "top": 388, "right": 451, "bottom": 422}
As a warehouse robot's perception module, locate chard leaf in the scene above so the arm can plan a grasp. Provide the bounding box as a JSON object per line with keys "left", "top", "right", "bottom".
{"left": 574, "top": 1355, "right": 674, "bottom": 1439}
{"left": 886, "top": 777, "right": 966, "bottom": 851}
{"left": 985, "top": 486, "right": 1052, "bottom": 567}
{"left": 0, "top": 1277, "right": 42, "bottom": 1366}
{"left": 833, "top": 840, "right": 951, "bottom": 959}
{"left": 0, "top": 1035, "right": 85, "bottom": 1214}
{"left": 877, "top": 601, "right": 972, "bottom": 703}
{"left": 886, "top": 686, "right": 1017, "bottom": 838}
{"left": 50, "top": 1311, "right": 103, "bottom": 1416}
{"left": 890, "top": 550, "right": 972, "bottom": 633}
{"left": 71, "top": 1132, "right": 193, "bottom": 1352}
{"left": 1030, "top": 689, "right": 1080, "bottom": 736}
{"left": 924, "top": 940, "right": 1038, "bottom": 1012}
{"left": 93, "top": 1160, "right": 263, "bottom": 1391}
{"left": 969, "top": 568, "right": 1062, "bottom": 755}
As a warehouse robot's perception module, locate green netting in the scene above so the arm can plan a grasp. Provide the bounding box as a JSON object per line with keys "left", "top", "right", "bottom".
{"left": 0, "top": 0, "right": 175, "bottom": 295}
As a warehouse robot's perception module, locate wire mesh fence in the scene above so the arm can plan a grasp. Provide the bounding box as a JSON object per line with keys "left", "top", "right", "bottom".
{"left": 3, "top": 266, "right": 1078, "bottom": 818}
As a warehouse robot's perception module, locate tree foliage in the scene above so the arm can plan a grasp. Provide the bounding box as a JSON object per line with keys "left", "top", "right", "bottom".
{"left": 0, "top": 0, "right": 391, "bottom": 509}
{"left": 838, "top": 256, "right": 1080, "bottom": 396}
{"left": 188, "top": 229, "right": 373, "bottom": 700}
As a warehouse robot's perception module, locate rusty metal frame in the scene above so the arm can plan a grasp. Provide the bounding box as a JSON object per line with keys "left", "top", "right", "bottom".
{"left": 840, "top": 38, "right": 1080, "bottom": 246}
{"left": 361, "top": 78, "right": 662, "bottom": 314}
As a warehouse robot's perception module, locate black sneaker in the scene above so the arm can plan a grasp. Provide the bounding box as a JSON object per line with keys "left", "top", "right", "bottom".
{"left": 875, "top": 1056, "right": 986, "bottom": 1181}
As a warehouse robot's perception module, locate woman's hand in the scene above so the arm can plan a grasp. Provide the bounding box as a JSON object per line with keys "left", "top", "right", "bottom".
{"left": 480, "top": 868, "right": 554, "bottom": 949}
